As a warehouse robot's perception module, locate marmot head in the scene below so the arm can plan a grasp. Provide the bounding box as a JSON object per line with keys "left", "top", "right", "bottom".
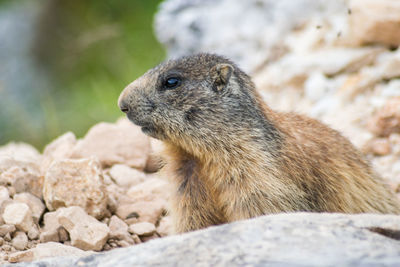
{"left": 118, "top": 53, "right": 267, "bottom": 151}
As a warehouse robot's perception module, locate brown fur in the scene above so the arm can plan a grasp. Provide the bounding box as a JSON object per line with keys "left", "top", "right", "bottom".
{"left": 118, "top": 53, "right": 400, "bottom": 233}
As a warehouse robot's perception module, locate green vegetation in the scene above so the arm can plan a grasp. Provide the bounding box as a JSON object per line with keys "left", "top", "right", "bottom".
{"left": 1, "top": 0, "right": 165, "bottom": 149}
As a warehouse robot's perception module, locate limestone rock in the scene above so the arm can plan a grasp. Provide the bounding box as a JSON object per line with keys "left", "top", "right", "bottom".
{"left": 349, "top": 0, "right": 400, "bottom": 47}
{"left": 126, "top": 177, "right": 170, "bottom": 202}
{"left": 157, "top": 216, "right": 173, "bottom": 237}
{"left": 145, "top": 138, "right": 164, "bottom": 173}
{"left": 128, "top": 222, "right": 156, "bottom": 237}
{"left": 39, "top": 211, "right": 61, "bottom": 243}
{"left": 9, "top": 213, "right": 400, "bottom": 266}
{"left": 8, "top": 242, "right": 92, "bottom": 263}
{"left": 71, "top": 119, "right": 150, "bottom": 169}
{"left": 0, "top": 186, "right": 10, "bottom": 207}
{"left": 13, "top": 193, "right": 45, "bottom": 224}
{"left": 108, "top": 215, "right": 133, "bottom": 244}
{"left": 363, "top": 138, "right": 392, "bottom": 156}
{"left": 2, "top": 202, "right": 37, "bottom": 233}
{"left": 368, "top": 97, "right": 400, "bottom": 137}
{"left": 0, "top": 224, "right": 16, "bottom": 237}
{"left": 255, "top": 47, "right": 381, "bottom": 89}
{"left": 116, "top": 199, "right": 166, "bottom": 224}
{"left": 11, "top": 231, "right": 28, "bottom": 250}
{"left": 57, "top": 206, "right": 109, "bottom": 251}
{"left": 108, "top": 164, "right": 146, "bottom": 188}
{"left": 0, "top": 142, "right": 41, "bottom": 163}
{"left": 41, "top": 132, "right": 77, "bottom": 174}
{"left": 43, "top": 158, "right": 107, "bottom": 219}
{"left": 155, "top": 0, "right": 348, "bottom": 73}
{"left": 0, "top": 158, "right": 43, "bottom": 199}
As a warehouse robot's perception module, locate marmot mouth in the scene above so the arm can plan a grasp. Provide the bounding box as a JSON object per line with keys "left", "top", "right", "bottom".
{"left": 141, "top": 126, "right": 153, "bottom": 134}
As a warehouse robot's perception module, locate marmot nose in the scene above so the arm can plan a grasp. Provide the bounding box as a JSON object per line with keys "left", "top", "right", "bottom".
{"left": 118, "top": 100, "right": 130, "bottom": 113}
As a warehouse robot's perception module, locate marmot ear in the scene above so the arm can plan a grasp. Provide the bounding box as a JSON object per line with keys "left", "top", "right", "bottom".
{"left": 210, "top": 63, "right": 233, "bottom": 92}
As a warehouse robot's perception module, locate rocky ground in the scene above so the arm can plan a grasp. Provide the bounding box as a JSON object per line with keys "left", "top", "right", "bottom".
{"left": 0, "top": 118, "right": 171, "bottom": 263}
{"left": 1, "top": 0, "right": 400, "bottom": 265}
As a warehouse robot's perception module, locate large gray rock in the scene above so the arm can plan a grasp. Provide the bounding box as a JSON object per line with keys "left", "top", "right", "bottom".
{"left": 6, "top": 213, "right": 400, "bottom": 266}
{"left": 155, "top": 0, "right": 349, "bottom": 72}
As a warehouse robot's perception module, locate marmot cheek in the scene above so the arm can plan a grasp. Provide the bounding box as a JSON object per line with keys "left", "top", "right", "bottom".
{"left": 184, "top": 107, "right": 199, "bottom": 122}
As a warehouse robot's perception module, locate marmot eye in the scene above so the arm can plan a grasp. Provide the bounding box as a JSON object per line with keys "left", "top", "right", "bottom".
{"left": 164, "top": 77, "right": 181, "bottom": 89}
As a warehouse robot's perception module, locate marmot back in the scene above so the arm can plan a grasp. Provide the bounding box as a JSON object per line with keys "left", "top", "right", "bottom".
{"left": 118, "top": 53, "right": 400, "bottom": 233}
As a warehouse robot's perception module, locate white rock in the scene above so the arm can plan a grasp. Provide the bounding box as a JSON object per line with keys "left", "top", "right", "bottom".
{"left": 128, "top": 222, "right": 156, "bottom": 236}
{"left": 0, "top": 186, "right": 10, "bottom": 207}
{"left": 0, "top": 142, "right": 41, "bottom": 163}
{"left": 13, "top": 192, "right": 45, "bottom": 224}
{"left": 155, "top": 0, "right": 348, "bottom": 73}
{"left": 109, "top": 164, "right": 146, "bottom": 188}
{"left": 157, "top": 216, "right": 173, "bottom": 237}
{"left": 126, "top": 177, "right": 170, "bottom": 202}
{"left": 2, "top": 202, "right": 36, "bottom": 233}
{"left": 255, "top": 47, "right": 381, "bottom": 90}
{"left": 58, "top": 206, "right": 109, "bottom": 251}
{"left": 11, "top": 231, "right": 28, "bottom": 250}
{"left": 116, "top": 199, "right": 166, "bottom": 224}
{"left": 349, "top": 0, "right": 400, "bottom": 47}
{"left": 43, "top": 158, "right": 108, "bottom": 219}
{"left": 39, "top": 210, "right": 61, "bottom": 243}
{"left": 108, "top": 215, "right": 133, "bottom": 244}
{"left": 41, "top": 132, "right": 77, "bottom": 174}
{"left": 71, "top": 119, "right": 150, "bottom": 169}
{"left": 0, "top": 158, "right": 43, "bottom": 199}
{"left": 145, "top": 138, "right": 164, "bottom": 173}
{"left": 0, "top": 224, "right": 16, "bottom": 237}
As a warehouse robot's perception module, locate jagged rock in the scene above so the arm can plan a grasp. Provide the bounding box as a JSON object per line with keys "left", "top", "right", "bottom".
{"left": 0, "top": 158, "right": 43, "bottom": 199}
{"left": 11, "top": 232, "right": 28, "bottom": 251}
{"left": 8, "top": 242, "right": 93, "bottom": 263}
{"left": 255, "top": 47, "right": 381, "bottom": 89}
{"left": 41, "top": 132, "right": 77, "bottom": 174}
{"left": 338, "top": 49, "right": 400, "bottom": 100}
{"left": 43, "top": 158, "right": 107, "bottom": 219}
{"left": 157, "top": 216, "right": 173, "bottom": 237}
{"left": 6, "top": 213, "right": 400, "bottom": 266}
{"left": 108, "top": 215, "right": 133, "bottom": 244}
{"left": 2, "top": 203, "right": 37, "bottom": 234}
{"left": 128, "top": 222, "right": 156, "bottom": 237}
{"left": 0, "top": 142, "right": 41, "bottom": 163}
{"left": 108, "top": 164, "right": 146, "bottom": 188}
{"left": 0, "top": 224, "right": 16, "bottom": 237}
{"left": 0, "top": 186, "right": 10, "bottom": 207}
{"left": 368, "top": 97, "right": 400, "bottom": 137}
{"left": 145, "top": 138, "right": 164, "bottom": 173}
{"left": 363, "top": 138, "right": 392, "bottom": 156}
{"left": 155, "top": 0, "right": 348, "bottom": 72}
{"left": 126, "top": 177, "right": 170, "bottom": 202}
{"left": 116, "top": 199, "right": 166, "bottom": 224}
{"left": 13, "top": 193, "right": 45, "bottom": 224}
{"left": 57, "top": 206, "right": 109, "bottom": 251}
{"left": 58, "top": 227, "right": 69, "bottom": 242}
{"left": 71, "top": 119, "right": 150, "bottom": 169}
{"left": 39, "top": 211, "right": 61, "bottom": 243}
{"left": 349, "top": 0, "right": 400, "bottom": 47}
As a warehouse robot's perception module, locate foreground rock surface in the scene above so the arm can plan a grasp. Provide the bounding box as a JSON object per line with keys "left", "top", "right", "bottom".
{"left": 8, "top": 242, "right": 92, "bottom": 263}
{"left": 6, "top": 213, "right": 400, "bottom": 267}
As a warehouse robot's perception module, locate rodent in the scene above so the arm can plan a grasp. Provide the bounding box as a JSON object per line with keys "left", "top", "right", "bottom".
{"left": 118, "top": 53, "right": 400, "bottom": 233}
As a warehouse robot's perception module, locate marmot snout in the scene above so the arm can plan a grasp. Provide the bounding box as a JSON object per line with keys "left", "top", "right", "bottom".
{"left": 119, "top": 53, "right": 400, "bottom": 233}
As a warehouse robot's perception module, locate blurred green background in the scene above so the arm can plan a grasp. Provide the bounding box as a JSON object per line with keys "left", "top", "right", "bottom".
{"left": 0, "top": 0, "right": 165, "bottom": 149}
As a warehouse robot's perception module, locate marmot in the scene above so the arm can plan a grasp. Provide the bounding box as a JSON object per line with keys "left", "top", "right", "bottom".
{"left": 118, "top": 53, "right": 400, "bottom": 233}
